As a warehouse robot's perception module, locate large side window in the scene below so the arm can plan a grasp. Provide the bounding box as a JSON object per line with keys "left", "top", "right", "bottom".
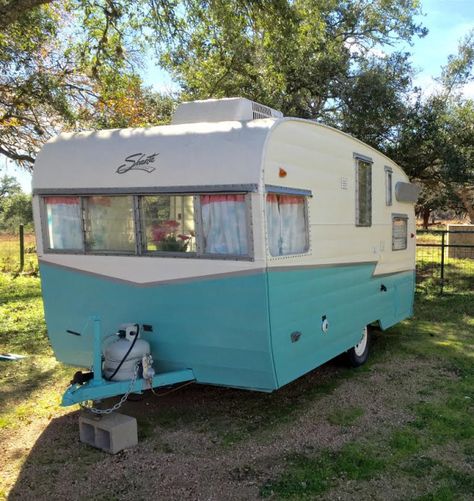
{"left": 45, "top": 196, "right": 83, "bottom": 250}
{"left": 392, "top": 214, "right": 408, "bottom": 250}
{"left": 200, "top": 194, "right": 249, "bottom": 255}
{"left": 84, "top": 196, "right": 135, "bottom": 253}
{"left": 142, "top": 195, "right": 195, "bottom": 253}
{"left": 355, "top": 157, "right": 372, "bottom": 226}
{"left": 266, "top": 194, "right": 308, "bottom": 256}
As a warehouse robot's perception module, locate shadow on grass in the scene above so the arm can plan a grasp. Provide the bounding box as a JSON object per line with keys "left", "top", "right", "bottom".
{"left": 0, "top": 363, "right": 58, "bottom": 404}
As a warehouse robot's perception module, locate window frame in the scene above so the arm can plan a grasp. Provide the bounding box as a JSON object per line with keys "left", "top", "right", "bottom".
{"left": 265, "top": 190, "right": 311, "bottom": 258}
{"left": 40, "top": 191, "right": 255, "bottom": 261}
{"left": 385, "top": 166, "right": 393, "bottom": 206}
{"left": 354, "top": 153, "right": 373, "bottom": 227}
{"left": 392, "top": 213, "right": 408, "bottom": 251}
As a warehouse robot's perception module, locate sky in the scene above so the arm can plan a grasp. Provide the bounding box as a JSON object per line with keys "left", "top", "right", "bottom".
{"left": 4, "top": 0, "right": 474, "bottom": 193}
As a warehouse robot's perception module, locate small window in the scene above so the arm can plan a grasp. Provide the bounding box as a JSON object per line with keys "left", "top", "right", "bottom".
{"left": 392, "top": 215, "right": 408, "bottom": 250}
{"left": 200, "top": 194, "right": 249, "bottom": 255}
{"left": 142, "top": 195, "right": 195, "bottom": 253}
{"left": 84, "top": 196, "right": 135, "bottom": 253}
{"left": 45, "top": 196, "right": 83, "bottom": 250}
{"left": 355, "top": 157, "right": 372, "bottom": 226}
{"left": 266, "top": 194, "right": 308, "bottom": 256}
{"left": 385, "top": 167, "right": 393, "bottom": 206}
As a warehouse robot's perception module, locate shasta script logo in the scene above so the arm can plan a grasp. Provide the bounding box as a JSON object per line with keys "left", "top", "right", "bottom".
{"left": 116, "top": 153, "right": 159, "bottom": 174}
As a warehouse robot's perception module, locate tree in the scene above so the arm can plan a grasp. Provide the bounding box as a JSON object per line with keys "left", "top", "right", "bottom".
{"left": 0, "top": 175, "right": 21, "bottom": 198}
{"left": 0, "top": 175, "right": 32, "bottom": 232}
{"left": 0, "top": 193, "right": 33, "bottom": 233}
{"left": 389, "top": 31, "right": 474, "bottom": 222}
{"left": 0, "top": 0, "right": 427, "bottom": 170}
{"left": 0, "top": 0, "right": 180, "bottom": 169}
{"left": 160, "top": 0, "right": 425, "bottom": 149}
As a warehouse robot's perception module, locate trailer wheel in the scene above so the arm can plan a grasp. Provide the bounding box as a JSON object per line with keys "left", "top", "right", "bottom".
{"left": 347, "top": 326, "right": 371, "bottom": 367}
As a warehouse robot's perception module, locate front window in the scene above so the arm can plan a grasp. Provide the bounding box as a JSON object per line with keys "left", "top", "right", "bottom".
{"left": 41, "top": 192, "right": 252, "bottom": 259}
{"left": 45, "top": 196, "right": 83, "bottom": 251}
{"left": 142, "top": 195, "right": 195, "bottom": 253}
{"left": 84, "top": 196, "right": 135, "bottom": 253}
{"left": 266, "top": 194, "right": 308, "bottom": 256}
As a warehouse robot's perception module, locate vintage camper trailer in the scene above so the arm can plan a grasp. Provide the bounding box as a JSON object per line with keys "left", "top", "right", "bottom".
{"left": 32, "top": 98, "right": 419, "bottom": 407}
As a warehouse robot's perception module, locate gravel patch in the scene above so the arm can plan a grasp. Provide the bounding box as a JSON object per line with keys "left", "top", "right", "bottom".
{"left": 2, "top": 354, "right": 455, "bottom": 500}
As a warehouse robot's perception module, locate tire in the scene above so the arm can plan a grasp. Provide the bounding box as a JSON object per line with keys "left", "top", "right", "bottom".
{"left": 347, "top": 325, "right": 371, "bottom": 367}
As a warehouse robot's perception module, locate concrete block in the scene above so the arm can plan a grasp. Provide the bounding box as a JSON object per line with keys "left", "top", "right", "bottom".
{"left": 79, "top": 412, "right": 138, "bottom": 454}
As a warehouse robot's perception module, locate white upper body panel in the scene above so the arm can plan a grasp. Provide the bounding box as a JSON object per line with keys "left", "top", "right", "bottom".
{"left": 33, "top": 119, "right": 275, "bottom": 191}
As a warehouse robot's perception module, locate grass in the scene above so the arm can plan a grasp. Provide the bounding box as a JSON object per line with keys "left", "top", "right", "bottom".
{"left": 261, "top": 286, "right": 474, "bottom": 499}
{"left": 0, "top": 251, "right": 473, "bottom": 499}
{"left": 0, "top": 275, "right": 74, "bottom": 431}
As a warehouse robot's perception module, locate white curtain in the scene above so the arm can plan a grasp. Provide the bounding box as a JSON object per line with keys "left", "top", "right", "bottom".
{"left": 46, "top": 197, "right": 82, "bottom": 250}
{"left": 201, "top": 195, "right": 248, "bottom": 255}
{"left": 86, "top": 196, "right": 135, "bottom": 251}
{"left": 266, "top": 194, "right": 307, "bottom": 256}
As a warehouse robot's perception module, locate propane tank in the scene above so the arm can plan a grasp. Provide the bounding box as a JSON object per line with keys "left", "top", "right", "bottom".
{"left": 103, "top": 323, "right": 154, "bottom": 381}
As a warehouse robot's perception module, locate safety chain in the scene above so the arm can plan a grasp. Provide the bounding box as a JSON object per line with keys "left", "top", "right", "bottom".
{"left": 80, "top": 363, "right": 140, "bottom": 415}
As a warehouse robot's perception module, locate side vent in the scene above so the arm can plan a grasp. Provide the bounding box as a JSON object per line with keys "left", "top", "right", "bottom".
{"left": 252, "top": 102, "right": 283, "bottom": 120}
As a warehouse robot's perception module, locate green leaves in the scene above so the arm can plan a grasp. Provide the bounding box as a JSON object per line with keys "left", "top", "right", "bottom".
{"left": 160, "top": 0, "right": 423, "bottom": 147}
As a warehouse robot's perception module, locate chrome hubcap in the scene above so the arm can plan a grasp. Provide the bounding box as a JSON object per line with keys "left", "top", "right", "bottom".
{"left": 354, "top": 326, "right": 368, "bottom": 357}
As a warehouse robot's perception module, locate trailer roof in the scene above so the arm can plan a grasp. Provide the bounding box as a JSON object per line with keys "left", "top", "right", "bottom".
{"left": 33, "top": 119, "right": 276, "bottom": 192}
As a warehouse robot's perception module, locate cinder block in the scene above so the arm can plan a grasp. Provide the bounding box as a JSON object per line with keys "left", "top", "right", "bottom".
{"left": 79, "top": 412, "right": 138, "bottom": 454}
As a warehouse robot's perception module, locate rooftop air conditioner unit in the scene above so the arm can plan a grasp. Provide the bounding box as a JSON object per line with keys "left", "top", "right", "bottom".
{"left": 171, "top": 97, "right": 283, "bottom": 125}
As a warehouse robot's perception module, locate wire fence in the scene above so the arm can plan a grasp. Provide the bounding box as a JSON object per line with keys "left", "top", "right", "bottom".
{"left": 0, "top": 227, "right": 38, "bottom": 274}
{"left": 416, "top": 229, "right": 474, "bottom": 294}
{"left": 1, "top": 226, "right": 474, "bottom": 293}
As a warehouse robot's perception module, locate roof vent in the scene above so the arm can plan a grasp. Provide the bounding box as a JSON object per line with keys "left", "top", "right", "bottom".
{"left": 171, "top": 97, "right": 283, "bottom": 125}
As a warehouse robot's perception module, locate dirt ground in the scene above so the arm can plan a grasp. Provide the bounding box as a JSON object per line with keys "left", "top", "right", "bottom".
{"left": 1, "top": 349, "right": 459, "bottom": 501}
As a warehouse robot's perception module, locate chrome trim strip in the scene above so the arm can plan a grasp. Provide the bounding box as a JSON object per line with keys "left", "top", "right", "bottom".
{"left": 265, "top": 185, "right": 313, "bottom": 197}
{"left": 353, "top": 152, "right": 373, "bottom": 163}
{"left": 34, "top": 184, "right": 259, "bottom": 196}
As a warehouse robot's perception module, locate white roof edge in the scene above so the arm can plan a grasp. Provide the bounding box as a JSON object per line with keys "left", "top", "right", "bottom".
{"left": 271, "top": 117, "right": 407, "bottom": 175}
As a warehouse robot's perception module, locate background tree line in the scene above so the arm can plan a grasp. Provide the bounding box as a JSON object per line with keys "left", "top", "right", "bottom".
{"left": 0, "top": 0, "right": 473, "bottom": 227}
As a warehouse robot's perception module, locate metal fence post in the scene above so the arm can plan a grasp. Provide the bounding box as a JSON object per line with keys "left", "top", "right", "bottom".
{"left": 440, "top": 230, "right": 445, "bottom": 294}
{"left": 19, "top": 224, "right": 24, "bottom": 272}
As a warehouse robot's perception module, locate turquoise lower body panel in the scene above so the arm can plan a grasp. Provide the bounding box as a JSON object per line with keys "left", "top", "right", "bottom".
{"left": 266, "top": 265, "right": 415, "bottom": 388}
{"left": 39, "top": 264, "right": 276, "bottom": 391}
{"left": 39, "top": 262, "right": 414, "bottom": 396}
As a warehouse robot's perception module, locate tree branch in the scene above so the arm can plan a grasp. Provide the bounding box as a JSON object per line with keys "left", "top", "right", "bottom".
{"left": 0, "top": 146, "right": 35, "bottom": 166}
{"left": 0, "top": 0, "right": 55, "bottom": 28}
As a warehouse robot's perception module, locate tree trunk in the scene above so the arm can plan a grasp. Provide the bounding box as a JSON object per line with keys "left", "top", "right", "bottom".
{"left": 422, "top": 207, "right": 431, "bottom": 229}
{"left": 457, "top": 186, "right": 474, "bottom": 223}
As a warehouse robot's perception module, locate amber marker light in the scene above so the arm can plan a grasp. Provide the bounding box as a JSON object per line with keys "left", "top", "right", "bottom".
{"left": 279, "top": 167, "right": 287, "bottom": 178}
